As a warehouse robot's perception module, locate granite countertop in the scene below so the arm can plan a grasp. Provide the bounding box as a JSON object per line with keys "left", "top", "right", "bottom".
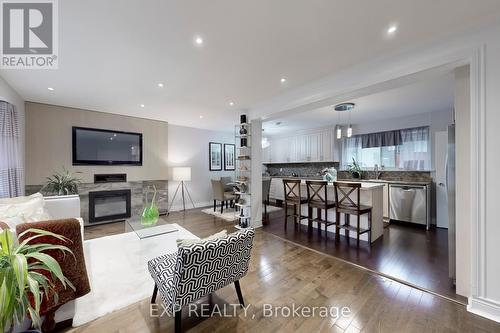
{"left": 266, "top": 175, "right": 432, "bottom": 186}
{"left": 357, "top": 179, "right": 432, "bottom": 186}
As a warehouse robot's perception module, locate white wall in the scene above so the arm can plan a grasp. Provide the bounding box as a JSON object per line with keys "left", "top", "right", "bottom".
{"left": 25, "top": 102, "right": 168, "bottom": 184}
{"left": 0, "top": 75, "right": 25, "bottom": 194}
{"left": 167, "top": 124, "right": 234, "bottom": 211}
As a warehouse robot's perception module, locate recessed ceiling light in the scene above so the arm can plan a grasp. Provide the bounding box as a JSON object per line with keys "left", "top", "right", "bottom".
{"left": 199, "top": 115, "right": 204, "bottom": 119}
{"left": 387, "top": 25, "right": 397, "bottom": 34}
{"left": 140, "top": 104, "right": 145, "bottom": 108}
{"left": 157, "top": 83, "right": 164, "bottom": 88}
{"left": 280, "top": 77, "right": 287, "bottom": 83}
{"left": 229, "top": 102, "right": 235, "bottom": 106}
{"left": 47, "top": 87, "right": 54, "bottom": 91}
{"left": 194, "top": 36, "right": 204, "bottom": 45}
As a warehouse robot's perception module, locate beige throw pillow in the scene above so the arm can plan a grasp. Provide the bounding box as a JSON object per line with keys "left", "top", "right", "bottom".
{"left": 0, "top": 193, "right": 52, "bottom": 230}
{"left": 176, "top": 229, "right": 228, "bottom": 247}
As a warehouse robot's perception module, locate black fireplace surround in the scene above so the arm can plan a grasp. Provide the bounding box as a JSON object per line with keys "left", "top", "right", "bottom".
{"left": 88, "top": 189, "right": 131, "bottom": 223}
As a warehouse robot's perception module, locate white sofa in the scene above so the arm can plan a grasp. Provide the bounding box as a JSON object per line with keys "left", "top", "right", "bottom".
{"left": 44, "top": 194, "right": 84, "bottom": 237}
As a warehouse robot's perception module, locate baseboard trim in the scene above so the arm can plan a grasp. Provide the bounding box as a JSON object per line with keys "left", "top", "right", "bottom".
{"left": 468, "top": 296, "right": 500, "bottom": 323}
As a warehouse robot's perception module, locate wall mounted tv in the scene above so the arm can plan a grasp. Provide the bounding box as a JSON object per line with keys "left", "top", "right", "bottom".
{"left": 72, "top": 127, "right": 143, "bottom": 165}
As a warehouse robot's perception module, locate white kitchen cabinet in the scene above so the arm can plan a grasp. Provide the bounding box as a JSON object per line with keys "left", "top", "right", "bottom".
{"left": 295, "top": 134, "right": 308, "bottom": 162}
{"left": 264, "top": 128, "right": 337, "bottom": 163}
{"left": 308, "top": 133, "right": 321, "bottom": 161}
{"left": 382, "top": 183, "right": 389, "bottom": 219}
{"left": 320, "top": 130, "right": 333, "bottom": 161}
{"left": 369, "top": 182, "right": 389, "bottom": 219}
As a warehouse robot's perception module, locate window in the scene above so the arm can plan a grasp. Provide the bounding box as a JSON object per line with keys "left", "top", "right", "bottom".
{"left": 342, "top": 127, "right": 430, "bottom": 170}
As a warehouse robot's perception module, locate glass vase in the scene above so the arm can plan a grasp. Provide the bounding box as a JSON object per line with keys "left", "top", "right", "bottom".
{"left": 141, "top": 185, "right": 159, "bottom": 226}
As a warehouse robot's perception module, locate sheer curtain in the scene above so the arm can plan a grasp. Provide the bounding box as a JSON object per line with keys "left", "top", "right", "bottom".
{"left": 398, "top": 127, "right": 430, "bottom": 170}
{"left": 341, "top": 136, "right": 362, "bottom": 169}
{"left": 0, "top": 101, "right": 24, "bottom": 198}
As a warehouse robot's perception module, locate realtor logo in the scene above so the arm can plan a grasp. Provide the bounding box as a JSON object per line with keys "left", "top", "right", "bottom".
{"left": 1, "top": 0, "right": 58, "bottom": 69}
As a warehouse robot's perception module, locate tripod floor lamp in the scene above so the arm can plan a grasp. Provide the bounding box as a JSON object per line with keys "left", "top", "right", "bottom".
{"left": 168, "top": 167, "right": 195, "bottom": 213}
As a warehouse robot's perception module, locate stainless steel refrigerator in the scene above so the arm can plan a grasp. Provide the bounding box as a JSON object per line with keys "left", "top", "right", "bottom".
{"left": 447, "top": 124, "right": 456, "bottom": 282}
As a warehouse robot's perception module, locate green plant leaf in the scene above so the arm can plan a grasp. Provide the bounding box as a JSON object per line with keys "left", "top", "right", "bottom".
{"left": 1, "top": 227, "right": 74, "bottom": 331}
{"left": 17, "top": 228, "right": 70, "bottom": 250}
{"left": 29, "top": 271, "right": 55, "bottom": 301}
{"left": 12, "top": 254, "right": 28, "bottom": 297}
{"left": 0, "top": 229, "right": 14, "bottom": 255}
{"left": 25, "top": 252, "right": 67, "bottom": 288}
{"left": 27, "top": 275, "right": 41, "bottom": 314}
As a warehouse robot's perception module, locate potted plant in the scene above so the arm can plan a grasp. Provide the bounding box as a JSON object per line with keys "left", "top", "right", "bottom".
{"left": 348, "top": 158, "right": 363, "bottom": 179}
{"left": 42, "top": 168, "right": 82, "bottom": 195}
{"left": 0, "top": 228, "right": 74, "bottom": 333}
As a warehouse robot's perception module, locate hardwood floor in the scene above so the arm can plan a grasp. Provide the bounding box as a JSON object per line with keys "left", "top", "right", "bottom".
{"left": 64, "top": 209, "right": 500, "bottom": 332}
{"left": 263, "top": 209, "right": 464, "bottom": 304}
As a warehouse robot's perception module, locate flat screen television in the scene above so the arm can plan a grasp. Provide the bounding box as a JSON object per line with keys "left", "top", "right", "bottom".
{"left": 72, "top": 127, "right": 143, "bottom": 165}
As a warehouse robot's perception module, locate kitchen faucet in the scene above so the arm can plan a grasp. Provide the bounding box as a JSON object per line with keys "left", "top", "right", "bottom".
{"left": 374, "top": 164, "right": 384, "bottom": 179}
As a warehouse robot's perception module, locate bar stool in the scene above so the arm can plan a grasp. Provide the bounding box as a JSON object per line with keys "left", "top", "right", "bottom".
{"left": 333, "top": 182, "right": 372, "bottom": 247}
{"left": 282, "top": 179, "right": 308, "bottom": 230}
{"left": 305, "top": 180, "right": 336, "bottom": 235}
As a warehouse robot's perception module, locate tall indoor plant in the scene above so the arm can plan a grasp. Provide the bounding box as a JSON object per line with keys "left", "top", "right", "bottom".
{"left": 42, "top": 168, "right": 82, "bottom": 195}
{"left": 0, "top": 228, "right": 74, "bottom": 333}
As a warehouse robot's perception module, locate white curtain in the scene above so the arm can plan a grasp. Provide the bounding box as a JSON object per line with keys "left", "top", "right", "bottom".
{"left": 398, "top": 127, "right": 430, "bottom": 170}
{"left": 0, "top": 101, "right": 24, "bottom": 198}
{"left": 341, "top": 136, "right": 362, "bottom": 169}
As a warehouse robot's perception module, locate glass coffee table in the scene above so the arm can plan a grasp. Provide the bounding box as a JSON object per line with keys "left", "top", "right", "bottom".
{"left": 126, "top": 217, "right": 179, "bottom": 239}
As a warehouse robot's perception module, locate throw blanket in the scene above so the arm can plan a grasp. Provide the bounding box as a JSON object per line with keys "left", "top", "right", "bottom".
{"left": 16, "top": 219, "right": 91, "bottom": 320}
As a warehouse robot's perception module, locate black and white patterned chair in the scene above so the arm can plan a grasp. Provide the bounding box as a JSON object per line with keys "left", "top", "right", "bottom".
{"left": 148, "top": 228, "right": 255, "bottom": 333}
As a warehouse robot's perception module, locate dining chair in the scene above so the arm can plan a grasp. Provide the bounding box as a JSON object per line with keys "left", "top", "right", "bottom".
{"left": 305, "top": 180, "right": 336, "bottom": 235}
{"left": 211, "top": 179, "right": 237, "bottom": 214}
{"left": 282, "top": 178, "right": 308, "bottom": 230}
{"left": 333, "top": 182, "right": 372, "bottom": 247}
{"left": 262, "top": 178, "right": 271, "bottom": 224}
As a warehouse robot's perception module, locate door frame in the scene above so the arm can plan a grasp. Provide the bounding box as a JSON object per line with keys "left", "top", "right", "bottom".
{"left": 252, "top": 43, "right": 491, "bottom": 320}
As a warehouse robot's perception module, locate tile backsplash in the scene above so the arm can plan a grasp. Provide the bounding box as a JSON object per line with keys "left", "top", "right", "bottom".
{"left": 264, "top": 162, "right": 339, "bottom": 177}
{"left": 264, "top": 162, "right": 432, "bottom": 182}
{"left": 337, "top": 170, "right": 432, "bottom": 182}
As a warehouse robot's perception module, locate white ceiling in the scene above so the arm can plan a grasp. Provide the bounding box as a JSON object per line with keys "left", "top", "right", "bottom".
{"left": 1, "top": 0, "right": 500, "bottom": 130}
{"left": 262, "top": 71, "right": 454, "bottom": 135}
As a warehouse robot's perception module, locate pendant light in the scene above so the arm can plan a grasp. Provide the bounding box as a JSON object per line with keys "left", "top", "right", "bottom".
{"left": 336, "top": 108, "right": 342, "bottom": 139}
{"left": 334, "top": 102, "right": 355, "bottom": 139}
{"left": 347, "top": 108, "right": 353, "bottom": 138}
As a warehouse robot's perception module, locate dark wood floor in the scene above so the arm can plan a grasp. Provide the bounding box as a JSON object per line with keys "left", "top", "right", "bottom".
{"left": 65, "top": 208, "right": 500, "bottom": 332}
{"left": 263, "top": 209, "right": 464, "bottom": 304}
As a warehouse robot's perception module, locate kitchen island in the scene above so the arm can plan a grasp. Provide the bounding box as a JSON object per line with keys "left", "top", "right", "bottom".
{"left": 275, "top": 179, "right": 384, "bottom": 243}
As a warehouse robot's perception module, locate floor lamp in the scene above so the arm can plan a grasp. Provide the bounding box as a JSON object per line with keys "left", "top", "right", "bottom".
{"left": 168, "top": 167, "right": 195, "bottom": 213}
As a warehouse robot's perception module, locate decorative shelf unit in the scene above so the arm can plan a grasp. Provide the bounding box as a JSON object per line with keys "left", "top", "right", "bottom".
{"left": 234, "top": 120, "right": 252, "bottom": 229}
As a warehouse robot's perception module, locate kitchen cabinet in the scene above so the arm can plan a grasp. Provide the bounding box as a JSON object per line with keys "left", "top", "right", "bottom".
{"left": 320, "top": 130, "right": 333, "bottom": 161}
{"left": 382, "top": 183, "right": 389, "bottom": 219}
{"left": 263, "top": 128, "right": 336, "bottom": 163}
{"left": 367, "top": 181, "right": 389, "bottom": 219}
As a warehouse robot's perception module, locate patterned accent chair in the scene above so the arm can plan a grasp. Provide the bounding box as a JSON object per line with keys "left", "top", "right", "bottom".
{"left": 148, "top": 228, "right": 255, "bottom": 333}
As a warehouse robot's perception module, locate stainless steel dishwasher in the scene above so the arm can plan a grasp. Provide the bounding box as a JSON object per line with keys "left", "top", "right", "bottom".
{"left": 389, "top": 184, "right": 430, "bottom": 229}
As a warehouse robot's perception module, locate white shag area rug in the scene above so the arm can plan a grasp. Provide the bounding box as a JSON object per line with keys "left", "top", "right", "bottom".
{"left": 201, "top": 206, "right": 282, "bottom": 221}
{"left": 55, "top": 223, "right": 198, "bottom": 326}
